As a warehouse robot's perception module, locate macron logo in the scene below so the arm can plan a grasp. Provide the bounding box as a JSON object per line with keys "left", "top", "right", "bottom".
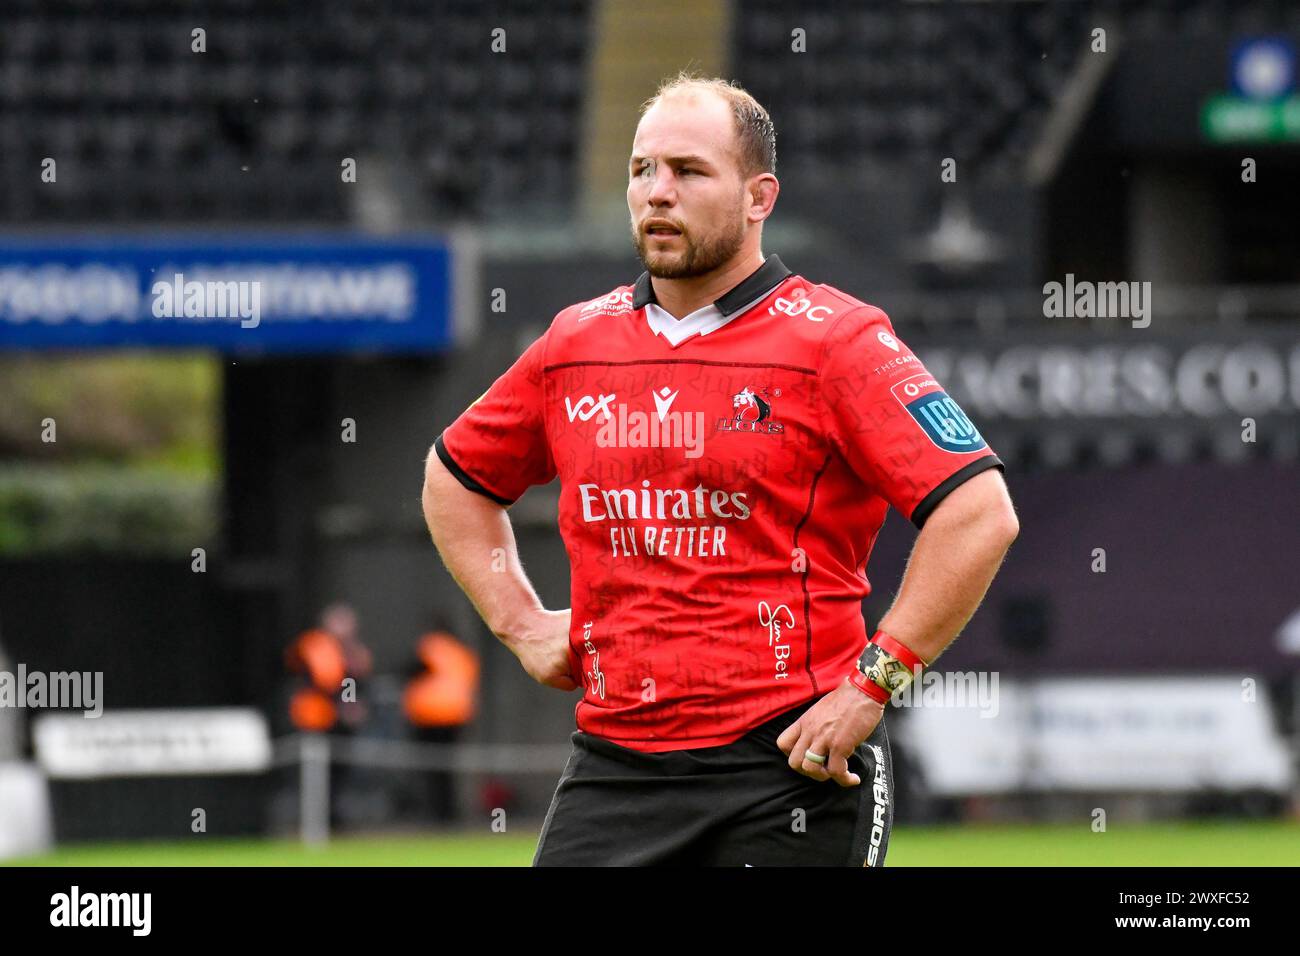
{"left": 652, "top": 387, "right": 679, "bottom": 422}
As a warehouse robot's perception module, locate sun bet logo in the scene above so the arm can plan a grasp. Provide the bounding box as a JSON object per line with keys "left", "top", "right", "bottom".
{"left": 758, "top": 600, "right": 796, "bottom": 681}
{"left": 579, "top": 619, "right": 605, "bottom": 700}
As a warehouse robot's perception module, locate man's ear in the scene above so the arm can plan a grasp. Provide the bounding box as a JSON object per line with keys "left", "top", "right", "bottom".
{"left": 749, "top": 174, "right": 779, "bottom": 222}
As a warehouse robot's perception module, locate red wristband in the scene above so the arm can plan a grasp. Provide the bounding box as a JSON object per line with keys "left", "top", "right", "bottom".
{"left": 847, "top": 669, "right": 892, "bottom": 703}
{"left": 870, "top": 630, "right": 925, "bottom": 672}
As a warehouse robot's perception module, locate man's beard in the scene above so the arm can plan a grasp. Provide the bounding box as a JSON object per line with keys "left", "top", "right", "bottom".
{"left": 632, "top": 210, "right": 747, "bottom": 279}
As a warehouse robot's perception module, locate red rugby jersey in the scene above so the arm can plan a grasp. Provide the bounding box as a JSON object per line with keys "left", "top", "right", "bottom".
{"left": 436, "top": 255, "right": 1003, "bottom": 752}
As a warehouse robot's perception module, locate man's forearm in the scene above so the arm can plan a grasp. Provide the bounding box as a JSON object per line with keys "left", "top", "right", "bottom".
{"left": 876, "top": 470, "right": 1019, "bottom": 665}
{"left": 421, "top": 447, "right": 545, "bottom": 645}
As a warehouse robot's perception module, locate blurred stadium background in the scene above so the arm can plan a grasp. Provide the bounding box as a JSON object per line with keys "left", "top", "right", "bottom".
{"left": 1, "top": 0, "right": 1299, "bottom": 866}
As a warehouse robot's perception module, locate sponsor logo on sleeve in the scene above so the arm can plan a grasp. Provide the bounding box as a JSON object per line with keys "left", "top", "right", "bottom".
{"left": 578, "top": 290, "right": 634, "bottom": 321}
{"left": 890, "top": 373, "right": 987, "bottom": 453}
{"left": 767, "top": 290, "right": 834, "bottom": 322}
{"left": 869, "top": 329, "right": 918, "bottom": 374}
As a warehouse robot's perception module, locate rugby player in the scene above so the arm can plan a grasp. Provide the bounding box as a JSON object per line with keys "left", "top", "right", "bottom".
{"left": 422, "top": 74, "right": 1019, "bottom": 866}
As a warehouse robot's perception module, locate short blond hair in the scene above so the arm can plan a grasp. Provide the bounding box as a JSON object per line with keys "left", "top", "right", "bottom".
{"left": 639, "top": 71, "right": 777, "bottom": 180}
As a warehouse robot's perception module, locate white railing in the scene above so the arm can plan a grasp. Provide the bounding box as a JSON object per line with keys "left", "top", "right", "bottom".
{"left": 272, "top": 734, "right": 573, "bottom": 846}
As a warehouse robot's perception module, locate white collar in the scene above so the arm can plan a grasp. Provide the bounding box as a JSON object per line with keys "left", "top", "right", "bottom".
{"left": 643, "top": 288, "right": 776, "bottom": 348}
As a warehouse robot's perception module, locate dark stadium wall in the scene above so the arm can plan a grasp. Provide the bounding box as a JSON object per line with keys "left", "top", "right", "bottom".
{"left": 1052, "top": 31, "right": 1300, "bottom": 287}
{"left": 476, "top": 187, "right": 1041, "bottom": 316}
{"left": 0, "top": 557, "right": 242, "bottom": 709}
{"left": 0, "top": 556, "right": 270, "bottom": 841}
{"left": 863, "top": 459, "right": 1300, "bottom": 680}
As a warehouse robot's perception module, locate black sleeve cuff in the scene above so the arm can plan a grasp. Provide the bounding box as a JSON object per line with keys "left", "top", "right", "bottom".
{"left": 909, "top": 455, "right": 1005, "bottom": 529}
{"left": 434, "top": 433, "right": 515, "bottom": 507}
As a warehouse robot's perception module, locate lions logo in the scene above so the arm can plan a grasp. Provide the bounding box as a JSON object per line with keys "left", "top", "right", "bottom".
{"left": 732, "top": 386, "right": 772, "bottom": 424}
{"left": 719, "top": 385, "right": 784, "bottom": 435}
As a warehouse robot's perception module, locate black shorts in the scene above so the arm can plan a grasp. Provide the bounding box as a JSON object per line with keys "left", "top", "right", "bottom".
{"left": 533, "top": 699, "right": 894, "bottom": 866}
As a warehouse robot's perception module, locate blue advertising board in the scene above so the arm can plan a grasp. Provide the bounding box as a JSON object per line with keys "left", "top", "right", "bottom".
{"left": 0, "top": 233, "right": 454, "bottom": 353}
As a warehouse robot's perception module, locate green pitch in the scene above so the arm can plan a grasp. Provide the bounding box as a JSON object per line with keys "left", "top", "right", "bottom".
{"left": 7, "top": 821, "right": 1299, "bottom": 866}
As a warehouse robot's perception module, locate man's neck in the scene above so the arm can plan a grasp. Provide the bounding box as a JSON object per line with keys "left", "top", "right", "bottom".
{"left": 650, "top": 251, "right": 766, "bottom": 320}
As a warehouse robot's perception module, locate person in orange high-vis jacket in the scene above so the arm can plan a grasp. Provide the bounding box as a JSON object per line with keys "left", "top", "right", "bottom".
{"left": 403, "top": 625, "right": 479, "bottom": 823}
{"left": 286, "top": 603, "right": 373, "bottom": 733}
